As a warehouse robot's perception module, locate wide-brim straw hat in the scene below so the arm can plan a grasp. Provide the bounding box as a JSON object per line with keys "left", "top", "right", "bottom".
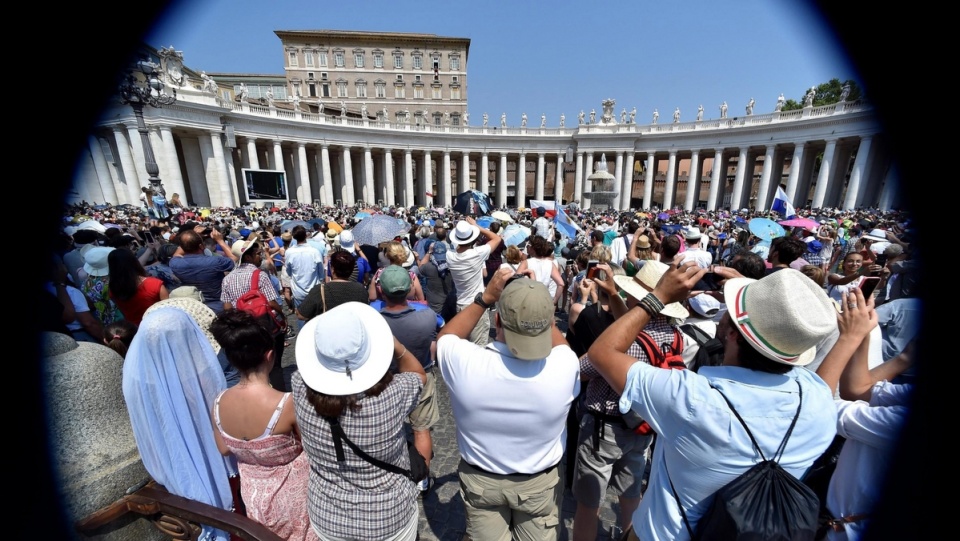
{"left": 613, "top": 260, "right": 689, "bottom": 319}
{"left": 723, "top": 269, "right": 836, "bottom": 366}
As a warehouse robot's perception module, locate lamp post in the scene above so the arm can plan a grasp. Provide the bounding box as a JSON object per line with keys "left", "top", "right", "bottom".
{"left": 118, "top": 59, "right": 176, "bottom": 196}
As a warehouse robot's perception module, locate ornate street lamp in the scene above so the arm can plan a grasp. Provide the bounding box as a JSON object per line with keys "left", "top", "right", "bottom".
{"left": 118, "top": 59, "right": 176, "bottom": 195}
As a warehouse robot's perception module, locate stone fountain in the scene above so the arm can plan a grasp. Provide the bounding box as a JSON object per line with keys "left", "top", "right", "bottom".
{"left": 584, "top": 154, "right": 618, "bottom": 210}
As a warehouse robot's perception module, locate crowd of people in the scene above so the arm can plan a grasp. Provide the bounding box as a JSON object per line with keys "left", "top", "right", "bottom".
{"left": 46, "top": 195, "right": 917, "bottom": 540}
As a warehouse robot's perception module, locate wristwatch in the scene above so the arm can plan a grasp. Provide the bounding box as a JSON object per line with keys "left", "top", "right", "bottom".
{"left": 473, "top": 292, "right": 493, "bottom": 309}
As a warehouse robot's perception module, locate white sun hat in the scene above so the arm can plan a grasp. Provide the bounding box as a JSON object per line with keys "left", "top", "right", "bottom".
{"left": 296, "top": 302, "right": 393, "bottom": 395}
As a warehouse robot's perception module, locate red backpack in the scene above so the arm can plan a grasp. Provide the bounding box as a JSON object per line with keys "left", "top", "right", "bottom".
{"left": 632, "top": 328, "right": 685, "bottom": 435}
{"left": 235, "top": 269, "right": 285, "bottom": 335}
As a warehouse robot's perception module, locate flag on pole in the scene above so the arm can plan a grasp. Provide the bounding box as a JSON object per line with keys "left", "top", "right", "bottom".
{"left": 771, "top": 186, "right": 796, "bottom": 218}
{"left": 554, "top": 203, "right": 580, "bottom": 238}
{"left": 529, "top": 200, "right": 557, "bottom": 218}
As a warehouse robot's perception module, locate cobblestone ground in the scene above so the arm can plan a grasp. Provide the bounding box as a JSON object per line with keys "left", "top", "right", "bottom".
{"left": 280, "top": 308, "right": 626, "bottom": 541}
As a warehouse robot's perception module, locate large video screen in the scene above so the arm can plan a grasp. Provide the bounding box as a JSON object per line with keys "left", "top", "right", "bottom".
{"left": 242, "top": 169, "right": 288, "bottom": 203}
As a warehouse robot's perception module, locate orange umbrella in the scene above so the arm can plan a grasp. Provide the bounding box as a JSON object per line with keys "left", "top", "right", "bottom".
{"left": 327, "top": 221, "right": 343, "bottom": 234}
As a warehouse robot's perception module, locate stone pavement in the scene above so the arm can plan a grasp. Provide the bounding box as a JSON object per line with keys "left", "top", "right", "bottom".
{"left": 280, "top": 309, "right": 627, "bottom": 541}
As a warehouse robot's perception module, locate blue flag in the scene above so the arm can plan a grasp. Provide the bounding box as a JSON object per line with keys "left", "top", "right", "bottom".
{"left": 771, "top": 186, "right": 796, "bottom": 218}
{"left": 554, "top": 204, "right": 579, "bottom": 238}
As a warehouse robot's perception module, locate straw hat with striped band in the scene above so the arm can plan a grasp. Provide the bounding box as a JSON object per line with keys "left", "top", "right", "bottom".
{"left": 722, "top": 269, "right": 836, "bottom": 366}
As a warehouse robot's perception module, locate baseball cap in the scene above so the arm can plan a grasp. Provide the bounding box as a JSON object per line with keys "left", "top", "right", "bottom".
{"left": 497, "top": 277, "right": 554, "bottom": 360}
{"left": 379, "top": 265, "right": 411, "bottom": 296}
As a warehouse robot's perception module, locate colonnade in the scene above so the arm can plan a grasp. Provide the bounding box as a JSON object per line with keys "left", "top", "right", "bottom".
{"left": 72, "top": 99, "right": 896, "bottom": 212}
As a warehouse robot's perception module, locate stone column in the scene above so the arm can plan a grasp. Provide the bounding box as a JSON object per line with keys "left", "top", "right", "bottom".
{"left": 209, "top": 130, "right": 233, "bottom": 207}
{"left": 684, "top": 150, "right": 701, "bottom": 211}
{"left": 404, "top": 149, "right": 415, "bottom": 208}
{"left": 755, "top": 145, "right": 777, "bottom": 211}
{"left": 224, "top": 148, "right": 241, "bottom": 206}
{"left": 272, "top": 139, "right": 284, "bottom": 176}
{"left": 88, "top": 136, "right": 119, "bottom": 205}
{"left": 516, "top": 152, "right": 526, "bottom": 208}
{"left": 112, "top": 125, "right": 142, "bottom": 205}
{"left": 421, "top": 151, "right": 432, "bottom": 206}
{"left": 843, "top": 135, "right": 874, "bottom": 210}
{"left": 384, "top": 150, "right": 396, "bottom": 206}
{"left": 612, "top": 152, "right": 624, "bottom": 210}
{"left": 536, "top": 153, "right": 546, "bottom": 202}
{"left": 158, "top": 126, "right": 187, "bottom": 199}
{"left": 573, "top": 151, "right": 584, "bottom": 205}
{"left": 442, "top": 150, "right": 452, "bottom": 208}
{"left": 825, "top": 145, "right": 853, "bottom": 207}
{"left": 363, "top": 146, "right": 375, "bottom": 205}
{"left": 707, "top": 149, "right": 724, "bottom": 210}
{"left": 555, "top": 152, "right": 564, "bottom": 202}
{"left": 320, "top": 145, "right": 333, "bottom": 205}
{"left": 125, "top": 123, "right": 149, "bottom": 188}
{"left": 480, "top": 152, "right": 490, "bottom": 196}
{"left": 811, "top": 138, "right": 837, "bottom": 209}
{"left": 583, "top": 152, "right": 594, "bottom": 210}
{"left": 785, "top": 142, "right": 806, "bottom": 204}
{"left": 342, "top": 147, "right": 355, "bottom": 205}
{"left": 246, "top": 138, "right": 260, "bottom": 169}
{"left": 730, "top": 147, "right": 750, "bottom": 210}
{"left": 877, "top": 164, "right": 898, "bottom": 211}
{"left": 297, "top": 143, "right": 313, "bottom": 204}
{"left": 643, "top": 154, "right": 655, "bottom": 209}
{"left": 662, "top": 150, "right": 678, "bottom": 209}
{"left": 196, "top": 134, "right": 221, "bottom": 207}
{"left": 622, "top": 152, "right": 635, "bottom": 210}
{"left": 461, "top": 153, "right": 470, "bottom": 194}
{"left": 179, "top": 137, "right": 207, "bottom": 206}
{"left": 497, "top": 153, "right": 508, "bottom": 208}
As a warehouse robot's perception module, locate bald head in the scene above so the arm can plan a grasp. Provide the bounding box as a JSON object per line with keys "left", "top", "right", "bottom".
{"left": 178, "top": 230, "right": 203, "bottom": 254}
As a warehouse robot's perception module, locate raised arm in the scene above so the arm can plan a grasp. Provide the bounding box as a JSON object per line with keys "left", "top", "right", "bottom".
{"left": 589, "top": 258, "right": 705, "bottom": 394}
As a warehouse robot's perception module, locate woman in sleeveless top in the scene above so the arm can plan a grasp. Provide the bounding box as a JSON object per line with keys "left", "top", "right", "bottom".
{"left": 210, "top": 310, "right": 316, "bottom": 541}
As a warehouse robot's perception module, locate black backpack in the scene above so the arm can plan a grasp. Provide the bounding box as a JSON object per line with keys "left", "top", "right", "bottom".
{"left": 679, "top": 323, "right": 725, "bottom": 372}
{"left": 670, "top": 381, "right": 820, "bottom": 541}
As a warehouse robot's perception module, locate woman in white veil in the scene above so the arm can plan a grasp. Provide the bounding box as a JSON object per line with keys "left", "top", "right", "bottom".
{"left": 122, "top": 307, "right": 237, "bottom": 541}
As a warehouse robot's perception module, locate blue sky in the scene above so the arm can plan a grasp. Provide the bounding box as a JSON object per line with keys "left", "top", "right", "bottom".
{"left": 148, "top": 0, "right": 857, "bottom": 126}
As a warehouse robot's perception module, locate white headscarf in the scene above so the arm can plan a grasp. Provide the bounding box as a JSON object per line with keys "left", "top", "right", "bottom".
{"left": 122, "top": 308, "right": 236, "bottom": 541}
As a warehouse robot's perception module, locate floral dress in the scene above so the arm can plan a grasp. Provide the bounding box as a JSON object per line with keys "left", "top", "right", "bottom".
{"left": 214, "top": 392, "right": 317, "bottom": 541}
{"left": 81, "top": 275, "right": 123, "bottom": 325}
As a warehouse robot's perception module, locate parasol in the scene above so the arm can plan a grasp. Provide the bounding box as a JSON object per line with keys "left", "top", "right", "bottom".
{"left": 748, "top": 218, "right": 786, "bottom": 241}
{"left": 453, "top": 190, "right": 494, "bottom": 216}
{"left": 351, "top": 214, "right": 410, "bottom": 246}
{"left": 778, "top": 217, "right": 819, "bottom": 230}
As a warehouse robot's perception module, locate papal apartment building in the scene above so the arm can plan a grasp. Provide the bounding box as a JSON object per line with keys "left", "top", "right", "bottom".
{"left": 276, "top": 30, "right": 469, "bottom": 126}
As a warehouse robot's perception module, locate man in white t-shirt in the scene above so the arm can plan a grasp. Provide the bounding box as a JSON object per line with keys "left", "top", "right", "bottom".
{"left": 446, "top": 217, "right": 501, "bottom": 345}
{"left": 437, "top": 268, "right": 579, "bottom": 541}
{"left": 532, "top": 207, "right": 553, "bottom": 239}
{"left": 679, "top": 226, "right": 713, "bottom": 268}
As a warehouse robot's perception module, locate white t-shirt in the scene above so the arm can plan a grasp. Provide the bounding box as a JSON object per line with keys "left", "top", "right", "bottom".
{"left": 526, "top": 257, "right": 560, "bottom": 299}
{"left": 446, "top": 244, "right": 492, "bottom": 306}
{"left": 680, "top": 246, "right": 713, "bottom": 268}
{"left": 438, "top": 336, "right": 580, "bottom": 474}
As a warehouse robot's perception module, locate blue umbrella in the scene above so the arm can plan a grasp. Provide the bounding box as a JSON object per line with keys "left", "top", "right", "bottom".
{"left": 501, "top": 223, "right": 531, "bottom": 247}
{"left": 475, "top": 216, "right": 494, "bottom": 229}
{"left": 306, "top": 218, "right": 326, "bottom": 227}
{"left": 354, "top": 212, "right": 371, "bottom": 220}
{"left": 351, "top": 214, "right": 410, "bottom": 246}
{"left": 280, "top": 220, "right": 310, "bottom": 233}
{"left": 748, "top": 218, "right": 785, "bottom": 241}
